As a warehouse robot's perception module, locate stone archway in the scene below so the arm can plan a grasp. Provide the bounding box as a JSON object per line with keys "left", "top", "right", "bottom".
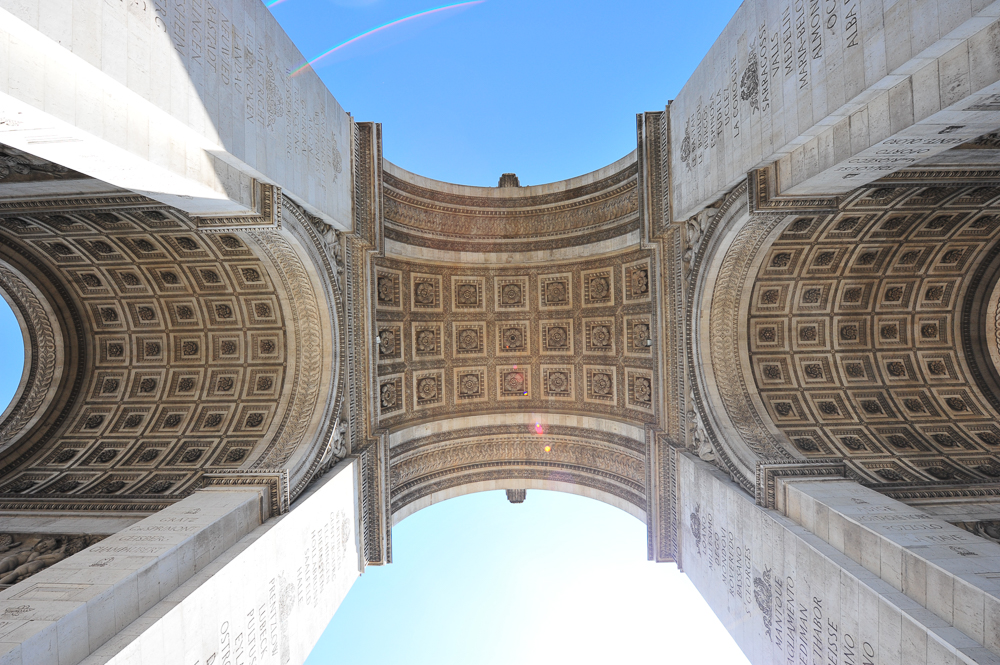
{"left": 0, "top": 174, "right": 347, "bottom": 516}
{"left": 357, "top": 151, "right": 665, "bottom": 562}
{"left": 388, "top": 413, "right": 649, "bottom": 525}
{"left": 692, "top": 171, "right": 1000, "bottom": 495}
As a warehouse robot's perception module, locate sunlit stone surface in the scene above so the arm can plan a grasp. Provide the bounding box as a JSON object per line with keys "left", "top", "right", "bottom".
{"left": 0, "top": 0, "right": 999, "bottom": 663}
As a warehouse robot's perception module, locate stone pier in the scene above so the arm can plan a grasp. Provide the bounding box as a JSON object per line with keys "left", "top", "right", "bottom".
{"left": 0, "top": 0, "right": 997, "bottom": 663}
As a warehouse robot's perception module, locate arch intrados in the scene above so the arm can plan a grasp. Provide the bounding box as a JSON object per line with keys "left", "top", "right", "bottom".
{"left": 392, "top": 479, "right": 646, "bottom": 526}
{"left": 383, "top": 150, "right": 637, "bottom": 198}
{"left": 0, "top": 272, "right": 30, "bottom": 422}
{"left": 388, "top": 411, "right": 648, "bottom": 527}
{"left": 692, "top": 191, "right": 796, "bottom": 487}
{"left": 387, "top": 412, "right": 647, "bottom": 447}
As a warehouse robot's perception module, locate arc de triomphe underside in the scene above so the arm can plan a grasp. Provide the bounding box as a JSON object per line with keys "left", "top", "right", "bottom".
{"left": 5, "top": 0, "right": 1000, "bottom": 663}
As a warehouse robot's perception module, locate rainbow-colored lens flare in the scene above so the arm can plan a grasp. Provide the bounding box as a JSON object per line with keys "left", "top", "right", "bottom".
{"left": 290, "top": 1, "right": 485, "bottom": 76}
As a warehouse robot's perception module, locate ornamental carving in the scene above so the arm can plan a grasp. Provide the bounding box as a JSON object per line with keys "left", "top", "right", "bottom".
{"left": 0, "top": 266, "right": 58, "bottom": 451}
{"left": 388, "top": 424, "right": 647, "bottom": 518}
{"left": 0, "top": 194, "right": 338, "bottom": 508}
{"left": 702, "top": 179, "right": 1000, "bottom": 489}
{"left": 0, "top": 533, "right": 105, "bottom": 588}
{"left": 382, "top": 162, "right": 639, "bottom": 253}
{"left": 374, "top": 252, "right": 655, "bottom": 427}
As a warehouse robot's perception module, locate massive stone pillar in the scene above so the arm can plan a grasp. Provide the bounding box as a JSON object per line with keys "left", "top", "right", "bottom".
{"left": 670, "top": 0, "right": 1000, "bottom": 220}
{"left": 0, "top": 0, "right": 352, "bottom": 228}
{"left": 675, "top": 450, "right": 1000, "bottom": 665}
{"left": 0, "top": 459, "right": 359, "bottom": 665}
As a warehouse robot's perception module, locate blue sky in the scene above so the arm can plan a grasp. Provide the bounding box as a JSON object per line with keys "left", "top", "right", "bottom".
{"left": 263, "top": 0, "right": 751, "bottom": 663}
{"left": 0, "top": 300, "right": 21, "bottom": 417}
{"left": 308, "top": 490, "right": 751, "bottom": 665}
{"left": 271, "top": 0, "right": 743, "bottom": 187}
{"left": 0, "top": 0, "right": 751, "bottom": 662}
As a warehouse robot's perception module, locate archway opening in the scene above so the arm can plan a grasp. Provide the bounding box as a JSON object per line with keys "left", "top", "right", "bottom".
{"left": 0, "top": 289, "right": 25, "bottom": 419}
{"left": 306, "top": 490, "right": 750, "bottom": 665}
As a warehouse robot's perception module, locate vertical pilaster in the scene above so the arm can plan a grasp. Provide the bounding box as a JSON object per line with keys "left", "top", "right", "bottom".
{"left": 0, "top": 488, "right": 264, "bottom": 665}
{"left": 781, "top": 478, "right": 1000, "bottom": 663}
{"left": 677, "top": 451, "right": 1000, "bottom": 665}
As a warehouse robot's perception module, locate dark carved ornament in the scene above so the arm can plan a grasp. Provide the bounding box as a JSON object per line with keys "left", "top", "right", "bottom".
{"left": 505, "top": 489, "right": 526, "bottom": 503}
{"left": 0, "top": 144, "right": 78, "bottom": 183}
{"left": 381, "top": 383, "right": 397, "bottom": 408}
{"left": 498, "top": 173, "right": 521, "bottom": 188}
{"left": 0, "top": 534, "right": 105, "bottom": 588}
{"left": 724, "top": 179, "right": 1000, "bottom": 490}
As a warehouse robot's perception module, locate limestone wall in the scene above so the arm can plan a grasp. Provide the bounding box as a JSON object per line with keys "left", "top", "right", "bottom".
{"left": 0, "top": 0, "right": 351, "bottom": 225}
{"left": 678, "top": 452, "right": 1000, "bottom": 664}
{"left": 669, "top": 0, "right": 1000, "bottom": 220}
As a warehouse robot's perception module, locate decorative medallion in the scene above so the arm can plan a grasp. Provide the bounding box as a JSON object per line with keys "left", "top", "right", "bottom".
{"left": 410, "top": 273, "right": 443, "bottom": 312}
{"left": 581, "top": 268, "right": 614, "bottom": 307}
{"left": 376, "top": 268, "right": 403, "bottom": 310}
{"left": 205, "top": 298, "right": 241, "bottom": 326}
{"left": 496, "top": 321, "right": 530, "bottom": 356}
{"left": 495, "top": 276, "right": 529, "bottom": 311}
{"left": 538, "top": 273, "right": 572, "bottom": 309}
{"left": 248, "top": 369, "right": 279, "bottom": 397}
{"left": 412, "top": 370, "right": 445, "bottom": 411}
{"left": 451, "top": 276, "right": 485, "bottom": 312}
{"left": 540, "top": 319, "right": 574, "bottom": 355}
{"left": 624, "top": 316, "right": 652, "bottom": 355}
{"left": 377, "top": 324, "right": 403, "bottom": 363}
{"left": 626, "top": 369, "right": 654, "bottom": 411}
{"left": 583, "top": 318, "right": 616, "bottom": 355}
{"left": 541, "top": 365, "right": 574, "bottom": 400}
{"left": 246, "top": 298, "right": 277, "bottom": 325}
{"left": 836, "top": 283, "right": 873, "bottom": 310}
{"left": 497, "top": 365, "right": 531, "bottom": 400}
{"left": 378, "top": 375, "right": 404, "bottom": 418}
{"left": 411, "top": 322, "right": 444, "bottom": 360}
{"left": 622, "top": 260, "right": 651, "bottom": 302}
{"left": 453, "top": 367, "right": 487, "bottom": 403}
{"left": 583, "top": 365, "right": 617, "bottom": 405}
{"left": 452, "top": 322, "right": 486, "bottom": 357}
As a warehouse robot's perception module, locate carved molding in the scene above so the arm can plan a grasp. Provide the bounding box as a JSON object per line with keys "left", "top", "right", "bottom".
{"left": 382, "top": 161, "right": 639, "bottom": 253}
{"left": 748, "top": 167, "right": 840, "bottom": 213}
{"left": 754, "top": 459, "right": 847, "bottom": 509}
{"left": 0, "top": 266, "right": 57, "bottom": 450}
{"left": 388, "top": 423, "right": 647, "bottom": 523}
{"left": 201, "top": 469, "right": 287, "bottom": 517}
{"left": 246, "top": 230, "right": 324, "bottom": 473}
{"left": 705, "top": 208, "right": 791, "bottom": 472}
{"left": 278, "top": 200, "right": 347, "bottom": 497}
{"left": 0, "top": 194, "right": 156, "bottom": 215}
{"left": 195, "top": 183, "right": 281, "bottom": 230}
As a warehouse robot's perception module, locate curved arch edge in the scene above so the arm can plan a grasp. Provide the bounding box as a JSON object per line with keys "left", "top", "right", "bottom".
{"left": 391, "top": 477, "right": 646, "bottom": 526}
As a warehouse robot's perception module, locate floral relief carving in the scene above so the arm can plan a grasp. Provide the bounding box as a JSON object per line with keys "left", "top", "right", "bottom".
{"left": 0, "top": 266, "right": 57, "bottom": 450}
{"left": 737, "top": 182, "right": 1000, "bottom": 486}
